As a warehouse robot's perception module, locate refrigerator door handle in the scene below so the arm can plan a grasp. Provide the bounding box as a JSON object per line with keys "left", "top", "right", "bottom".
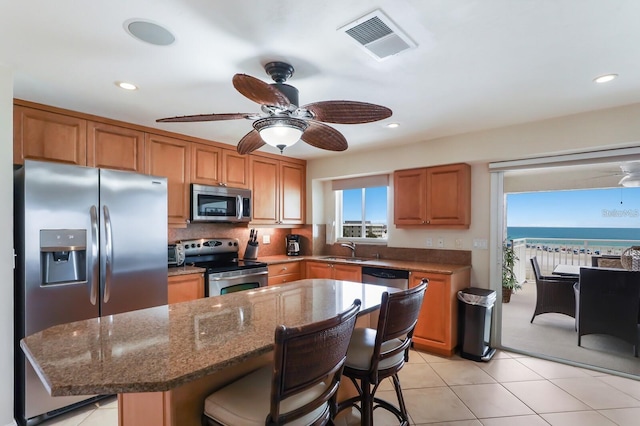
{"left": 103, "top": 205, "right": 114, "bottom": 304}
{"left": 89, "top": 205, "right": 99, "bottom": 305}
{"left": 236, "top": 195, "right": 243, "bottom": 221}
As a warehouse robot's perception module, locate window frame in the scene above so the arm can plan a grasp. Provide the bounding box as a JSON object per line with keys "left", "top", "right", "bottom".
{"left": 335, "top": 186, "right": 388, "bottom": 244}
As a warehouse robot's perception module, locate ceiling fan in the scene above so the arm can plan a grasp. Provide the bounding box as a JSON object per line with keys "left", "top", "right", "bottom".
{"left": 157, "top": 61, "right": 392, "bottom": 154}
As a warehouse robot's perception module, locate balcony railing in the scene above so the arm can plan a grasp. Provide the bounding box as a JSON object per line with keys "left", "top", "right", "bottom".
{"left": 509, "top": 237, "right": 640, "bottom": 282}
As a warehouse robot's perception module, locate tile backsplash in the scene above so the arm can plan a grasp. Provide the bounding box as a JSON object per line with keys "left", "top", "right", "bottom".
{"left": 170, "top": 223, "right": 470, "bottom": 265}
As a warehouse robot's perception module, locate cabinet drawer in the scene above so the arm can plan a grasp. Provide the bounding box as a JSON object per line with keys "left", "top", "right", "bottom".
{"left": 268, "top": 273, "right": 302, "bottom": 286}
{"left": 268, "top": 262, "right": 302, "bottom": 276}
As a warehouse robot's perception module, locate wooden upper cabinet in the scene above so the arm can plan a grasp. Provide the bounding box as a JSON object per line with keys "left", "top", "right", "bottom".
{"left": 87, "top": 121, "right": 144, "bottom": 172}
{"left": 250, "top": 156, "right": 305, "bottom": 225}
{"left": 13, "top": 105, "right": 87, "bottom": 166}
{"left": 394, "top": 168, "right": 427, "bottom": 225}
{"left": 279, "top": 161, "right": 305, "bottom": 224}
{"left": 222, "top": 149, "right": 249, "bottom": 188}
{"left": 250, "top": 156, "right": 279, "bottom": 224}
{"left": 394, "top": 163, "right": 470, "bottom": 229}
{"left": 145, "top": 134, "right": 191, "bottom": 227}
{"left": 191, "top": 143, "right": 222, "bottom": 185}
{"left": 426, "top": 163, "right": 471, "bottom": 226}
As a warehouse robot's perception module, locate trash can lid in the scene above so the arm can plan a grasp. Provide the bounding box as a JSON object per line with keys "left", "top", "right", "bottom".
{"left": 457, "top": 287, "right": 496, "bottom": 307}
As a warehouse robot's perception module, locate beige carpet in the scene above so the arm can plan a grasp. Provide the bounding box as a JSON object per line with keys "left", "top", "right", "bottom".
{"left": 501, "top": 280, "right": 640, "bottom": 377}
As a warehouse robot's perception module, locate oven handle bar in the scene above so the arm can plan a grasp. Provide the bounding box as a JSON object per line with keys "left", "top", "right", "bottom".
{"left": 209, "top": 270, "right": 268, "bottom": 281}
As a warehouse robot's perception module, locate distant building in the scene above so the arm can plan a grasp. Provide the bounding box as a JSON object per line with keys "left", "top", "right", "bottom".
{"left": 342, "top": 221, "right": 387, "bottom": 239}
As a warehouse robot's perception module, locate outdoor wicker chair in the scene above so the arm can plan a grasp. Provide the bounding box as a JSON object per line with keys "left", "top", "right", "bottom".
{"left": 530, "top": 256, "right": 578, "bottom": 323}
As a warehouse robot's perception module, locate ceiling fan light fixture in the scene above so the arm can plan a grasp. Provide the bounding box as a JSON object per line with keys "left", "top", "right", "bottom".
{"left": 253, "top": 117, "right": 308, "bottom": 153}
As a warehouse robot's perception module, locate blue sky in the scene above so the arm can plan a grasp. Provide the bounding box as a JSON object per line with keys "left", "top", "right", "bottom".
{"left": 507, "top": 188, "right": 640, "bottom": 227}
{"left": 343, "top": 187, "right": 388, "bottom": 223}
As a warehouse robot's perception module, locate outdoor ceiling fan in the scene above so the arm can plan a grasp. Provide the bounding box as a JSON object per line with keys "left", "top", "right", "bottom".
{"left": 157, "top": 61, "right": 392, "bottom": 154}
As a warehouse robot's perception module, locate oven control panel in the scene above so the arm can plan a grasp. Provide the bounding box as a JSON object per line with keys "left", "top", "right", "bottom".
{"left": 181, "top": 238, "right": 239, "bottom": 256}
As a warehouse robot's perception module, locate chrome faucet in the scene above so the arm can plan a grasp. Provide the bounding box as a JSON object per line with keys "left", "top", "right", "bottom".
{"left": 340, "top": 241, "right": 356, "bottom": 257}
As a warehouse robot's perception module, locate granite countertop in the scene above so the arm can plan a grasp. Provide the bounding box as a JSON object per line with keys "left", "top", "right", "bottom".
{"left": 259, "top": 255, "right": 470, "bottom": 275}
{"left": 21, "top": 279, "right": 394, "bottom": 397}
{"left": 168, "top": 265, "right": 206, "bottom": 276}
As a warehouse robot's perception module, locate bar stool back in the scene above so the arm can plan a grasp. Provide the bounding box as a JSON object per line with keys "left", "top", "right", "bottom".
{"left": 202, "top": 299, "right": 361, "bottom": 426}
{"left": 338, "top": 279, "right": 428, "bottom": 426}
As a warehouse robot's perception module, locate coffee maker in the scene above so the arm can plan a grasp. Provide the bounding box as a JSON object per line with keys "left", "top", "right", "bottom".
{"left": 285, "top": 234, "right": 301, "bottom": 256}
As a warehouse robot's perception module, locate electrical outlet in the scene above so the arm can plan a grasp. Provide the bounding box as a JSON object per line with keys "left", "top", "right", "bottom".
{"left": 262, "top": 234, "right": 270, "bottom": 244}
{"left": 437, "top": 238, "right": 444, "bottom": 248}
{"left": 455, "top": 239, "right": 462, "bottom": 248}
{"left": 425, "top": 238, "right": 433, "bottom": 247}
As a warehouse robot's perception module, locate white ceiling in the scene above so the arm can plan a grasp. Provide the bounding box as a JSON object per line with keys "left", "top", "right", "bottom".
{"left": 2, "top": 0, "right": 640, "bottom": 160}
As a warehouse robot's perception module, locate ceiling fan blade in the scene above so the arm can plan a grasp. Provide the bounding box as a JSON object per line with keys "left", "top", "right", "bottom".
{"left": 301, "top": 101, "right": 392, "bottom": 124}
{"left": 301, "top": 121, "right": 348, "bottom": 151}
{"left": 237, "top": 129, "right": 265, "bottom": 155}
{"left": 232, "top": 74, "right": 290, "bottom": 109}
{"left": 156, "top": 113, "right": 253, "bottom": 123}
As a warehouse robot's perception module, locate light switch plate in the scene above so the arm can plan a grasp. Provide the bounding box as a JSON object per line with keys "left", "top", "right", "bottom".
{"left": 262, "top": 234, "right": 270, "bottom": 244}
{"left": 437, "top": 238, "right": 444, "bottom": 248}
{"left": 425, "top": 238, "right": 433, "bottom": 247}
{"left": 473, "top": 238, "right": 488, "bottom": 249}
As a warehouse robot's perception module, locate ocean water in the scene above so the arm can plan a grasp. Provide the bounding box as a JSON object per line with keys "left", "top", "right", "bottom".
{"left": 507, "top": 227, "right": 640, "bottom": 243}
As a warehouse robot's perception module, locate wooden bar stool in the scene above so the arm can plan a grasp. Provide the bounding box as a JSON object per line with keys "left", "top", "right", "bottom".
{"left": 337, "top": 279, "right": 428, "bottom": 426}
{"left": 202, "top": 299, "right": 361, "bottom": 426}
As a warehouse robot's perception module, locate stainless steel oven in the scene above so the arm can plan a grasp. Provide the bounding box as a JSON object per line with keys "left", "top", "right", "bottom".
{"left": 181, "top": 238, "right": 268, "bottom": 297}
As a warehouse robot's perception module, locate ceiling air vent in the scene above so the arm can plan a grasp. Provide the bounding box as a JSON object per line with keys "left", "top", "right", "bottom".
{"left": 339, "top": 10, "right": 416, "bottom": 61}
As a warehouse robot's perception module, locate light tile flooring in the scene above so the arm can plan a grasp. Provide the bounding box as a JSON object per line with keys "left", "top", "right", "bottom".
{"left": 42, "top": 349, "right": 640, "bottom": 425}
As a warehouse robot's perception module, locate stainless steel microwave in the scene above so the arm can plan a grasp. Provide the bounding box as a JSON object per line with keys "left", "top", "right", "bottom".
{"left": 191, "top": 184, "right": 252, "bottom": 223}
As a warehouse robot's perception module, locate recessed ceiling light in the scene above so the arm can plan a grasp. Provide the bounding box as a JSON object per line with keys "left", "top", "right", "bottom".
{"left": 593, "top": 73, "right": 618, "bottom": 84}
{"left": 386, "top": 123, "right": 400, "bottom": 128}
{"left": 116, "top": 81, "right": 138, "bottom": 91}
{"left": 124, "top": 19, "right": 175, "bottom": 46}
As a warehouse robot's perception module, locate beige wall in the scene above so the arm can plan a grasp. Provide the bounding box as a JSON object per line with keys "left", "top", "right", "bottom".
{"left": 1, "top": 65, "right": 15, "bottom": 425}
{"left": 306, "top": 103, "right": 640, "bottom": 289}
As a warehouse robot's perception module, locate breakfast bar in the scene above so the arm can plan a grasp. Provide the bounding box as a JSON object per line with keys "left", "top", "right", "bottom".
{"left": 21, "top": 279, "right": 395, "bottom": 425}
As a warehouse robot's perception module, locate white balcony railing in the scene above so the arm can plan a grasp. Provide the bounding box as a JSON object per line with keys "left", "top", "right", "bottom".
{"left": 509, "top": 237, "right": 640, "bottom": 282}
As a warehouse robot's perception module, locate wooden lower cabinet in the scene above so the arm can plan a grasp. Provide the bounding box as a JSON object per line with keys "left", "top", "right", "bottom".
{"left": 409, "top": 268, "right": 470, "bottom": 356}
{"left": 304, "top": 261, "right": 362, "bottom": 282}
{"left": 168, "top": 273, "right": 204, "bottom": 304}
{"left": 268, "top": 261, "right": 302, "bottom": 285}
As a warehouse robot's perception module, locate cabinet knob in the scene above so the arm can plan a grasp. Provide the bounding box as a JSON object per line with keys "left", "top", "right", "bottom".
{"left": 282, "top": 267, "right": 287, "bottom": 271}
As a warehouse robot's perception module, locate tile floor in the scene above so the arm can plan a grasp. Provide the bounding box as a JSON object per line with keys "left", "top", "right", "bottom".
{"left": 41, "top": 349, "right": 640, "bottom": 425}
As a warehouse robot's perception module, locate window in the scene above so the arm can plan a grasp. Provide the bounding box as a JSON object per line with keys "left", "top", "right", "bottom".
{"left": 332, "top": 174, "right": 389, "bottom": 242}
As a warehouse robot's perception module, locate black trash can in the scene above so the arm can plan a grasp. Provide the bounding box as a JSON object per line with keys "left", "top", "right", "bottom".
{"left": 457, "top": 287, "right": 497, "bottom": 362}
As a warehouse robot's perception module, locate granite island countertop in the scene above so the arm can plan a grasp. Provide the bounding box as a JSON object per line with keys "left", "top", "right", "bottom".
{"left": 21, "top": 279, "right": 395, "bottom": 397}
{"left": 259, "top": 255, "right": 470, "bottom": 275}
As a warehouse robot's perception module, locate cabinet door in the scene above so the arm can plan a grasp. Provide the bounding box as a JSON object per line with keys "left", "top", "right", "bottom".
{"left": 411, "top": 273, "right": 448, "bottom": 346}
{"left": 191, "top": 143, "right": 222, "bottom": 185}
{"left": 305, "top": 261, "right": 333, "bottom": 279}
{"left": 333, "top": 264, "right": 362, "bottom": 282}
{"left": 145, "top": 134, "right": 191, "bottom": 227}
{"left": 87, "top": 121, "right": 144, "bottom": 172}
{"left": 14, "top": 105, "right": 87, "bottom": 165}
{"left": 426, "top": 163, "right": 470, "bottom": 226}
{"left": 393, "top": 168, "right": 427, "bottom": 225}
{"left": 222, "top": 149, "right": 250, "bottom": 188}
{"left": 168, "top": 273, "right": 204, "bottom": 304}
{"left": 279, "top": 161, "right": 305, "bottom": 224}
{"left": 250, "top": 156, "right": 279, "bottom": 224}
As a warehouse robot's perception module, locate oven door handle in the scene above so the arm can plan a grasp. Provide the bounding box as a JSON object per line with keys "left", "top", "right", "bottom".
{"left": 209, "top": 270, "right": 268, "bottom": 281}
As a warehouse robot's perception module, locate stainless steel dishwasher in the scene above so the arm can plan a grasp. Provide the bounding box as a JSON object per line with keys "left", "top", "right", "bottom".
{"left": 361, "top": 267, "right": 409, "bottom": 290}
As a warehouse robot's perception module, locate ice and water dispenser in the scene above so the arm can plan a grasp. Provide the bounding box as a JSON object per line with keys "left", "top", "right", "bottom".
{"left": 40, "top": 229, "right": 87, "bottom": 285}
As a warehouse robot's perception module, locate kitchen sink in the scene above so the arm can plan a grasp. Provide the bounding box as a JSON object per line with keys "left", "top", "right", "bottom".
{"left": 320, "top": 256, "right": 368, "bottom": 262}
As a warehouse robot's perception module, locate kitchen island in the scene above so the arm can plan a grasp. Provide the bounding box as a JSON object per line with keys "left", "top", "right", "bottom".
{"left": 21, "top": 279, "right": 394, "bottom": 426}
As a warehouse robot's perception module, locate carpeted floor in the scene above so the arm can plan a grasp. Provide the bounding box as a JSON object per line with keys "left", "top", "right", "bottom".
{"left": 501, "top": 280, "right": 640, "bottom": 377}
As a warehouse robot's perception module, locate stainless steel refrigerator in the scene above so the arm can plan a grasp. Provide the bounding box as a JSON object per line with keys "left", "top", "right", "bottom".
{"left": 14, "top": 160, "right": 168, "bottom": 425}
